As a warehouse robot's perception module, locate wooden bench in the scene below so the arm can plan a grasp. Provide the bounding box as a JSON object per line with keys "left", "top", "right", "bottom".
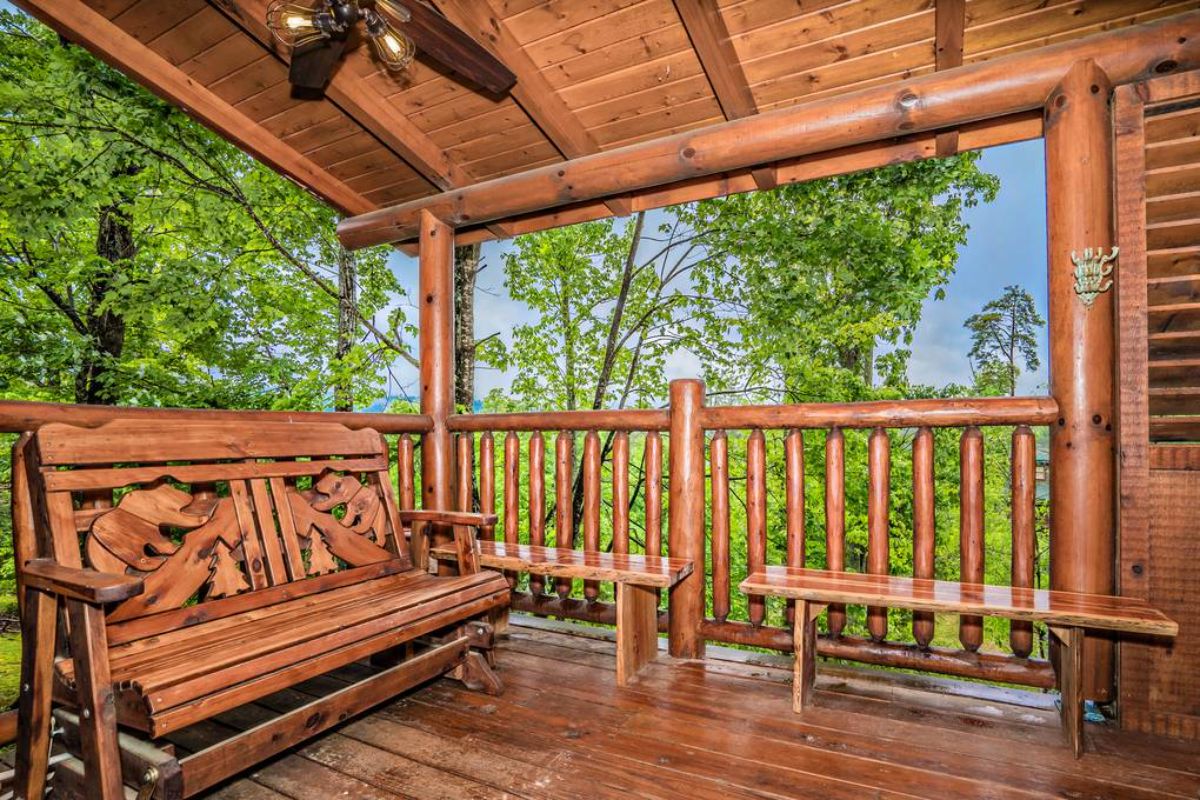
{"left": 13, "top": 419, "right": 510, "bottom": 800}
{"left": 740, "top": 567, "right": 1178, "bottom": 758}
{"left": 432, "top": 540, "right": 692, "bottom": 686}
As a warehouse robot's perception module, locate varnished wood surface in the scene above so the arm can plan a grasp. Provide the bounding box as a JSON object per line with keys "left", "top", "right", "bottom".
{"left": 0, "top": 398, "right": 432, "bottom": 436}
{"left": 741, "top": 567, "right": 1178, "bottom": 637}
{"left": 430, "top": 540, "right": 693, "bottom": 589}
{"left": 199, "top": 619, "right": 1200, "bottom": 800}
{"left": 21, "top": 559, "right": 143, "bottom": 604}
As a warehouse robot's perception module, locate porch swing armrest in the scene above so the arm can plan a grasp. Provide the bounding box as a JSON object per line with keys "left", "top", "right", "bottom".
{"left": 22, "top": 559, "right": 144, "bottom": 605}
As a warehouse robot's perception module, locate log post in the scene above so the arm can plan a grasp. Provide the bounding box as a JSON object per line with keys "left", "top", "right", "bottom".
{"left": 668, "top": 378, "right": 706, "bottom": 659}
{"left": 419, "top": 210, "right": 455, "bottom": 517}
{"left": 1044, "top": 59, "right": 1116, "bottom": 701}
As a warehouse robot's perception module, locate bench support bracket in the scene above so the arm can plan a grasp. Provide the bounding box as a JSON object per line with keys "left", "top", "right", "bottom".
{"left": 1050, "top": 625, "right": 1085, "bottom": 758}
{"left": 616, "top": 583, "right": 660, "bottom": 687}
{"left": 793, "top": 600, "right": 827, "bottom": 712}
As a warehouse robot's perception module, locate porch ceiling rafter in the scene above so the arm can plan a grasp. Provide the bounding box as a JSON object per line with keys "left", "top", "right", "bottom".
{"left": 337, "top": 10, "right": 1200, "bottom": 250}
{"left": 429, "top": 0, "right": 633, "bottom": 220}
{"left": 14, "top": 0, "right": 375, "bottom": 217}
{"left": 671, "top": 0, "right": 775, "bottom": 191}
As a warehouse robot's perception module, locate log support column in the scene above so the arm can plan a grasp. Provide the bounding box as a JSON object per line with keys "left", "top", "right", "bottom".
{"left": 1044, "top": 59, "right": 1116, "bottom": 702}
{"left": 668, "top": 378, "right": 705, "bottom": 659}
{"left": 419, "top": 210, "right": 455, "bottom": 517}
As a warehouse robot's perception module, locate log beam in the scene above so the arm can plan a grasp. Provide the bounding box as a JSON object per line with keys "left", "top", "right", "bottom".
{"left": 337, "top": 10, "right": 1200, "bottom": 249}
{"left": 1045, "top": 60, "right": 1117, "bottom": 702}
{"left": 667, "top": 379, "right": 705, "bottom": 659}
{"left": 419, "top": 210, "right": 455, "bottom": 513}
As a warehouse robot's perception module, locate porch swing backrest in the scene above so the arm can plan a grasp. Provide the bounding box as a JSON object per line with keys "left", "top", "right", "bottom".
{"left": 24, "top": 418, "right": 411, "bottom": 642}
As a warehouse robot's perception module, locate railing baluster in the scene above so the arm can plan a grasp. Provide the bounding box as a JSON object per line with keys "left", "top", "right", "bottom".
{"left": 612, "top": 431, "right": 630, "bottom": 555}
{"left": 396, "top": 434, "right": 415, "bottom": 511}
{"left": 1010, "top": 425, "right": 1036, "bottom": 658}
{"left": 529, "top": 431, "right": 546, "bottom": 596}
{"left": 747, "top": 428, "right": 767, "bottom": 627}
{"left": 867, "top": 427, "right": 890, "bottom": 642}
{"left": 912, "top": 426, "right": 936, "bottom": 648}
{"left": 959, "top": 426, "right": 985, "bottom": 652}
{"left": 583, "top": 430, "right": 602, "bottom": 602}
{"left": 480, "top": 431, "right": 496, "bottom": 520}
{"left": 501, "top": 431, "right": 518, "bottom": 588}
{"left": 555, "top": 430, "right": 574, "bottom": 599}
{"left": 644, "top": 431, "right": 663, "bottom": 557}
{"left": 455, "top": 432, "right": 473, "bottom": 512}
{"left": 784, "top": 428, "right": 805, "bottom": 626}
{"left": 825, "top": 427, "right": 846, "bottom": 636}
{"left": 710, "top": 431, "right": 730, "bottom": 623}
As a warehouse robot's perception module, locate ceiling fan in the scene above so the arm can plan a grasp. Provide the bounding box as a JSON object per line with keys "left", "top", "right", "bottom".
{"left": 265, "top": 0, "right": 516, "bottom": 95}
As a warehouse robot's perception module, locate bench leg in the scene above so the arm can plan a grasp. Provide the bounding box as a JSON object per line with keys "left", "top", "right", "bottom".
{"left": 793, "top": 600, "right": 825, "bottom": 713}
{"left": 1051, "top": 625, "right": 1085, "bottom": 758}
{"left": 66, "top": 600, "right": 125, "bottom": 800}
{"left": 14, "top": 587, "right": 56, "bottom": 800}
{"left": 616, "top": 583, "right": 659, "bottom": 687}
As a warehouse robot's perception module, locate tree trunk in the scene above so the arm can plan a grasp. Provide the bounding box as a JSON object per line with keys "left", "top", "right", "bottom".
{"left": 76, "top": 200, "right": 133, "bottom": 405}
{"left": 454, "top": 243, "right": 480, "bottom": 410}
{"left": 335, "top": 246, "right": 357, "bottom": 412}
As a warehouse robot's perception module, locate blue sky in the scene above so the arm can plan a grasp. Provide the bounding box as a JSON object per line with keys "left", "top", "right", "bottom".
{"left": 383, "top": 139, "right": 1050, "bottom": 402}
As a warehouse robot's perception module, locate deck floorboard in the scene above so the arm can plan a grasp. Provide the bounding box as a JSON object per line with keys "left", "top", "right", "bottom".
{"left": 201, "top": 618, "right": 1200, "bottom": 800}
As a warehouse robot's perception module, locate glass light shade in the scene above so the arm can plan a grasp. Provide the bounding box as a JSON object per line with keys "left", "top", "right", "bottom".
{"left": 368, "top": 22, "right": 415, "bottom": 72}
{"left": 266, "top": 1, "right": 330, "bottom": 48}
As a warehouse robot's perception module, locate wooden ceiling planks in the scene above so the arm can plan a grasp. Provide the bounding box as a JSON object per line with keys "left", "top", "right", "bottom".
{"left": 13, "top": 1, "right": 1200, "bottom": 249}
{"left": 966, "top": 0, "right": 1200, "bottom": 61}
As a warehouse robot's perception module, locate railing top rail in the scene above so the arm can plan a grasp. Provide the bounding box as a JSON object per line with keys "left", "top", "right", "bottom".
{"left": 0, "top": 400, "right": 434, "bottom": 435}
{"left": 448, "top": 408, "right": 670, "bottom": 433}
{"left": 700, "top": 396, "right": 1059, "bottom": 431}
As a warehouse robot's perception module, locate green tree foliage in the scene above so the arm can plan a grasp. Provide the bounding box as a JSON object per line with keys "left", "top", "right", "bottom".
{"left": 0, "top": 11, "right": 413, "bottom": 610}
{"left": 964, "top": 285, "right": 1045, "bottom": 396}
{"left": 0, "top": 10, "right": 407, "bottom": 411}
{"left": 679, "top": 155, "right": 999, "bottom": 402}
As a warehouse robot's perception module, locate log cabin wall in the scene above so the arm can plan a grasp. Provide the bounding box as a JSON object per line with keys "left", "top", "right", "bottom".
{"left": 1115, "top": 70, "right": 1200, "bottom": 740}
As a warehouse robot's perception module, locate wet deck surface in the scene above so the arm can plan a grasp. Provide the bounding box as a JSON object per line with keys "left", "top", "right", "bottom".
{"left": 199, "top": 619, "right": 1200, "bottom": 800}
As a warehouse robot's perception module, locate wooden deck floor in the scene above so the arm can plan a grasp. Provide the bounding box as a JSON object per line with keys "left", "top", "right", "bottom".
{"left": 199, "top": 618, "right": 1200, "bottom": 800}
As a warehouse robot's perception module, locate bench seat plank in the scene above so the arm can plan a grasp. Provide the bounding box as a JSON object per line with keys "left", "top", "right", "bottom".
{"left": 740, "top": 567, "right": 1177, "bottom": 637}
{"left": 431, "top": 541, "right": 693, "bottom": 588}
{"left": 55, "top": 570, "right": 509, "bottom": 734}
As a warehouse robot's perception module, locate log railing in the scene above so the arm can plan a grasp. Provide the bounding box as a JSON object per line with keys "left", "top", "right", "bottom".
{"left": 446, "top": 409, "right": 671, "bottom": 627}
{"left": 2, "top": 392, "right": 1060, "bottom": 688}
{"left": 700, "top": 394, "right": 1059, "bottom": 687}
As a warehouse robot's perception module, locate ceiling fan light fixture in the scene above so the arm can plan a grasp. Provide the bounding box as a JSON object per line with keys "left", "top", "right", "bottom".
{"left": 364, "top": 8, "right": 415, "bottom": 72}
{"left": 266, "top": 0, "right": 333, "bottom": 48}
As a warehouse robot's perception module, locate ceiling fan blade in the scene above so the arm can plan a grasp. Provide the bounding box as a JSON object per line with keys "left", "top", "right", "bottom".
{"left": 289, "top": 36, "right": 348, "bottom": 93}
{"left": 379, "top": 0, "right": 516, "bottom": 95}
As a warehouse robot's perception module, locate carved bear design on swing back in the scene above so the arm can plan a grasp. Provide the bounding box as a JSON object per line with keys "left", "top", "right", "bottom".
{"left": 83, "top": 471, "right": 401, "bottom": 622}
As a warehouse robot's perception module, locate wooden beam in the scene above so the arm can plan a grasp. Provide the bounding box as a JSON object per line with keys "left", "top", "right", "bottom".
{"left": 16, "top": 0, "right": 374, "bottom": 217}
{"left": 934, "top": 0, "right": 967, "bottom": 157}
{"left": 430, "top": 0, "right": 631, "bottom": 218}
{"left": 1045, "top": 60, "right": 1117, "bottom": 702}
{"left": 447, "top": 111, "right": 1042, "bottom": 247}
{"left": 338, "top": 10, "right": 1200, "bottom": 249}
{"left": 671, "top": 0, "right": 775, "bottom": 189}
{"left": 419, "top": 210, "right": 454, "bottom": 512}
{"left": 210, "top": 0, "right": 462, "bottom": 192}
